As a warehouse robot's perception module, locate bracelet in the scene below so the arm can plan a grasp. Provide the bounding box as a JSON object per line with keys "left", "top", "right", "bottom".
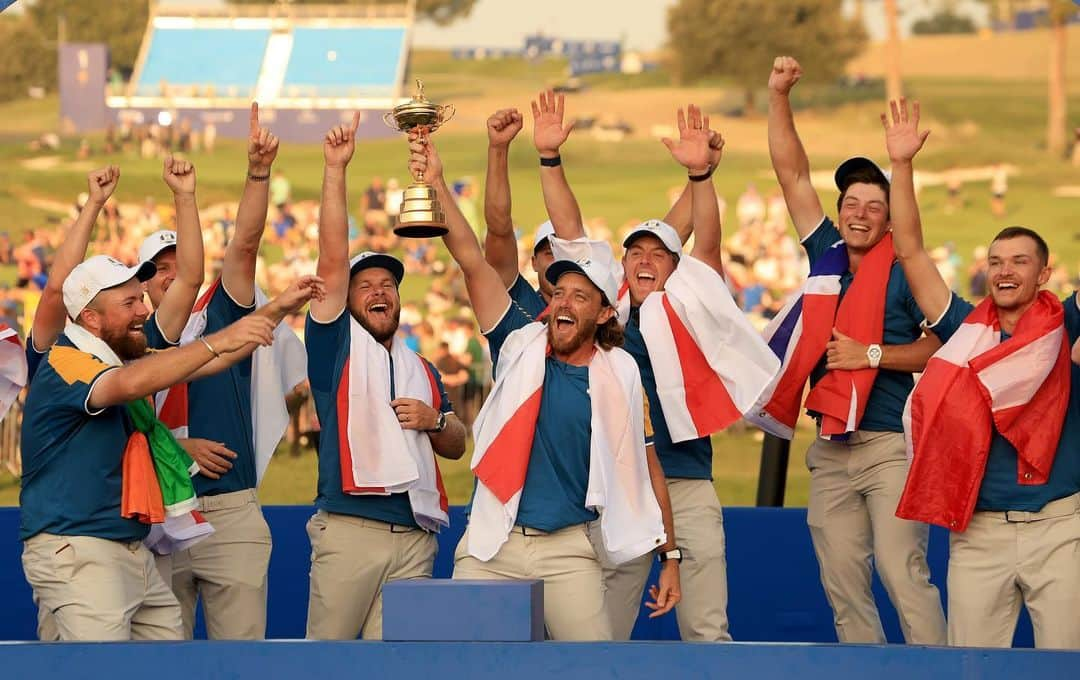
{"left": 688, "top": 166, "right": 714, "bottom": 182}
{"left": 199, "top": 336, "right": 221, "bottom": 359}
{"left": 248, "top": 172, "right": 270, "bottom": 182}
{"left": 539, "top": 155, "right": 562, "bottom": 167}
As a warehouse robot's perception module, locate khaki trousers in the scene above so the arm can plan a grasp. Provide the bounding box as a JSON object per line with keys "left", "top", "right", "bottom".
{"left": 806, "top": 429, "right": 946, "bottom": 644}
{"left": 948, "top": 492, "right": 1080, "bottom": 649}
{"left": 596, "top": 478, "right": 732, "bottom": 641}
{"left": 34, "top": 544, "right": 174, "bottom": 642}
{"left": 305, "top": 510, "right": 437, "bottom": 640}
{"left": 22, "top": 533, "right": 183, "bottom": 641}
{"left": 453, "top": 524, "right": 613, "bottom": 641}
{"left": 170, "top": 489, "right": 272, "bottom": 639}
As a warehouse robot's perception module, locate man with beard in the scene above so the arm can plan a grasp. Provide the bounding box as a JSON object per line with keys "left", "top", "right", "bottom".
{"left": 407, "top": 131, "right": 680, "bottom": 641}
{"left": 304, "top": 114, "right": 467, "bottom": 641}
{"left": 526, "top": 91, "right": 779, "bottom": 642}
{"left": 884, "top": 98, "right": 1080, "bottom": 649}
{"left": 18, "top": 254, "right": 287, "bottom": 641}
{"left": 763, "top": 56, "right": 945, "bottom": 644}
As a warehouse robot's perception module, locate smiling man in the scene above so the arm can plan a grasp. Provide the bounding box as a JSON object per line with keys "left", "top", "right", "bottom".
{"left": 304, "top": 114, "right": 467, "bottom": 641}
{"left": 762, "top": 56, "right": 946, "bottom": 645}
{"left": 884, "top": 98, "right": 1080, "bottom": 649}
{"left": 407, "top": 128, "right": 681, "bottom": 641}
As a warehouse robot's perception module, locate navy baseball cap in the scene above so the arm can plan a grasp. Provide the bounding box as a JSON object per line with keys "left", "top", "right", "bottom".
{"left": 349, "top": 251, "right": 405, "bottom": 285}
{"left": 834, "top": 156, "right": 890, "bottom": 191}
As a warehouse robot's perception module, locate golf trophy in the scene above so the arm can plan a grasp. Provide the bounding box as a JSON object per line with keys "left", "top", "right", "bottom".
{"left": 383, "top": 79, "right": 456, "bottom": 237}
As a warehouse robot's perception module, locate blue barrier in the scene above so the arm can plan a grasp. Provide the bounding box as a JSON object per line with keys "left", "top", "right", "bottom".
{"left": 382, "top": 579, "right": 544, "bottom": 641}
{"left": 0, "top": 641, "right": 1073, "bottom": 680}
{"left": 0, "top": 506, "right": 1035, "bottom": 645}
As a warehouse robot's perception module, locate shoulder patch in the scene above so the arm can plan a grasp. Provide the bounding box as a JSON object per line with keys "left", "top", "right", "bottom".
{"left": 48, "top": 346, "right": 110, "bottom": 385}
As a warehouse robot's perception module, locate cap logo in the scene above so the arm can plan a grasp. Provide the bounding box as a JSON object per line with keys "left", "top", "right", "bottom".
{"left": 79, "top": 284, "right": 90, "bottom": 297}
{"left": 160, "top": 232, "right": 176, "bottom": 244}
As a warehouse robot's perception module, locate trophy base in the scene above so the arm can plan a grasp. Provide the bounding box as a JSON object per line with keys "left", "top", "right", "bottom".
{"left": 394, "top": 221, "right": 449, "bottom": 238}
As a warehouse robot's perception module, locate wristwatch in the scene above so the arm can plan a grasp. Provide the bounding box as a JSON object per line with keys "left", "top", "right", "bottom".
{"left": 866, "top": 343, "right": 883, "bottom": 369}
{"left": 658, "top": 548, "right": 683, "bottom": 564}
{"left": 427, "top": 411, "right": 447, "bottom": 433}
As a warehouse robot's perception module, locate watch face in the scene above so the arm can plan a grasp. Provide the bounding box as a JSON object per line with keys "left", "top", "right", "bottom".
{"left": 868, "top": 346, "right": 882, "bottom": 360}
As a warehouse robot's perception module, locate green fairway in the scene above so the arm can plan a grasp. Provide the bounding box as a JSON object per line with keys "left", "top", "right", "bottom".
{"left": 2, "top": 34, "right": 1079, "bottom": 509}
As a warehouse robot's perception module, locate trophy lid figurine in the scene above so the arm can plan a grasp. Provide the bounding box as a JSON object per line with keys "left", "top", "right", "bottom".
{"left": 383, "top": 79, "right": 455, "bottom": 237}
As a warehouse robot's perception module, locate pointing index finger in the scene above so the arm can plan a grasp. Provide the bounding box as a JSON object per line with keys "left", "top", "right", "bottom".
{"left": 249, "top": 102, "right": 259, "bottom": 135}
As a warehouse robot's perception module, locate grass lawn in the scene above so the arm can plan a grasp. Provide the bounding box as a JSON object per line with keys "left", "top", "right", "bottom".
{"left": 1, "top": 30, "right": 1079, "bottom": 509}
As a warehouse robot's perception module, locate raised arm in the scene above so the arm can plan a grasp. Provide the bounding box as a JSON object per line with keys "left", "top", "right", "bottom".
{"left": 767, "top": 56, "right": 825, "bottom": 238}
{"left": 154, "top": 156, "right": 204, "bottom": 342}
{"left": 661, "top": 105, "right": 725, "bottom": 274}
{"left": 883, "top": 98, "right": 950, "bottom": 322}
{"left": 409, "top": 133, "right": 510, "bottom": 332}
{"left": 483, "top": 108, "right": 526, "bottom": 288}
{"left": 662, "top": 130, "right": 725, "bottom": 244}
{"left": 32, "top": 167, "right": 118, "bottom": 351}
{"left": 224, "top": 102, "right": 279, "bottom": 307}
{"left": 531, "top": 90, "right": 585, "bottom": 240}
{"left": 311, "top": 113, "right": 362, "bottom": 322}
{"left": 88, "top": 315, "right": 276, "bottom": 410}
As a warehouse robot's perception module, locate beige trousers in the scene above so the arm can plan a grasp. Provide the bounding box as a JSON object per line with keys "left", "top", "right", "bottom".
{"left": 305, "top": 510, "right": 437, "bottom": 640}
{"left": 453, "top": 524, "right": 613, "bottom": 641}
{"left": 22, "top": 533, "right": 184, "bottom": 641}
{"left": 948, "top": 492, "right": 1080, "bottom": 649}
{"left": 596, "top": 478, "right": 732, "bottom": 641}
{"left": 806, "top": 429, "right": 946, "bottom": 644}
{"left": 170, "top": 489, "right": 272, "bottom": 639}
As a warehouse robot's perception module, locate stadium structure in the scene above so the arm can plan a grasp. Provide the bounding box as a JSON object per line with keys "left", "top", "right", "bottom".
{"left": 60, "top": 1, "right": 413, "bottom": 142}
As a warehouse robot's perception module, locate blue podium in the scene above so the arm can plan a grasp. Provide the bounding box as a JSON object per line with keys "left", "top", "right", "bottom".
{"left": 383, "top": 579, "right": 544, "bottom": 641}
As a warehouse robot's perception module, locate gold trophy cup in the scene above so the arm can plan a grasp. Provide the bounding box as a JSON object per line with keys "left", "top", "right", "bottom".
{"left": 382, "top": 79, "right": 456, "bottom": 237}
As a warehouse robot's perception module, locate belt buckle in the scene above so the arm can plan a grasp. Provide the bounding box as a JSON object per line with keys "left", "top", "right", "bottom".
{"left": 389, "top": 524, "right": 413, "bottom": 534}
{"left": 1005, "top": 510, "right": 1030, "bottom": 523}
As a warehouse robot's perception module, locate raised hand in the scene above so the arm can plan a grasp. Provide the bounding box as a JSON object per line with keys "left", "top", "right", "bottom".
{"left": 209, "top": 315, "right": 276, "bottom": 354}
{"left": 531, "top": 89, "right": 574, "bottom": 157}
{"left": 407, "top": 128, "right": 443, "bottom": 184}
{"left": 162, "top": 155, "right": 196, "bottom": 195}
{"left": 661, "top": 105, "right": 714, "bottom": 174}
{"left": 247, "top": 102, "right": 280, "bottom": 173}
{"left": 881, "top": 97, "right": 931, "bottom": 163}
{"left": 707, "top": 129, "right": 726, "bottom": 168}
{"left": 768, "top": 55, "right": 802, "bottom": 96}
{"left": 87, "top": 165, "right": 120, "bottom": 206}
{"left": 487, "top": 108, "right": 523, "bottom": 148}
{"left": 323, "top": 111, "right": 362, "bottom": 169}
{"left": 272, "top": 274, "right": 327, "bottom": 315}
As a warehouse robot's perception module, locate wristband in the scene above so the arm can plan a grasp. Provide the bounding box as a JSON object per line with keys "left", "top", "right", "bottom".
{"left": 200, "top": 336, "right": 221, "bottom": 359}
{"left": 688, "top": 166, "right": 714, "bottom": 182}
{"left": 248, "top": 172, "right": 270, "bottom": 182}
{"left": 539, "top": 155, "right": 562, "bottom": 167}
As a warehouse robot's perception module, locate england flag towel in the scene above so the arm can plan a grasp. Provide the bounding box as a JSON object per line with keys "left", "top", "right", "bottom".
{"left": 467, "top": 321, "right": 664, "bottom": 565}
{"left": 0, "top": 323, "right": 26, "bottom": 422}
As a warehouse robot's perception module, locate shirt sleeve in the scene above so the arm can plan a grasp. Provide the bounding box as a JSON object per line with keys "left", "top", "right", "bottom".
{"left": 25, "top": 332, "right": 47, "bottom": 386}
{"left": 800, "top": 216, "right": 842, "bottom": 266}
{"left": 423, "top": 358, "right": 454, "bottom": 415}
{"left": 925, "top": 293, "right": 976, "bottom": 345}
{"left": 1063, "top": 292, "right": 1080, "bottom": 344}
{"left": 206, "top": 280, "right": 257, "bottom": 328}
{"left": 304, "top": 310, "right": 348, "bottom": 394}
{"left": 142, "top": 311, "right": 181, "bottom": 350}
{"left": 43, "top": 346, "right": 117, "bottom": 416}
{"left": 483, "top": 301, "right": 533, "bottom": 372}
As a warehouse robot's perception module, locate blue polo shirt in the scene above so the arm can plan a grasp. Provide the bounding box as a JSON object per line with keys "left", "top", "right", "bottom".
{"left": 929, "top": 293, "right": 1080, "bottom": 512}
{"left": 508, "top": 274, "right": 548, "bottom": 321}
{"left": 142, "top": 311, "right": 179, "bottom": 351}
{"left": 483, "top": 303, "right": 600, "bottom": 531}
{"left": 180, "top": 284, "right": 257, "bottom": 496}
{"left": 25, "top": 332, "right": 46, "bottom": 385}
{"left": 306, "top": 310, "right": 453, "bottom": 528}
{"left": 624, "top": 306, "right": 713, "bottom": 480}
{"left": 803, "top": 218, "right": 926, "bottom": 433}
{"left": 19, "top": 336, "right": 148, "bottom": 542}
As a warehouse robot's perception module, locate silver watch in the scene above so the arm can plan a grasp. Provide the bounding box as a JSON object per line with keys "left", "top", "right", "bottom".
{"left": 866, "top": 343, "right": 883, "bottom": 369}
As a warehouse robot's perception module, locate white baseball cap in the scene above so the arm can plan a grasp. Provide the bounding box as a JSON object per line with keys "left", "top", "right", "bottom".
{"left": 63, "top": 255, "right": 156, "bottom": 319}
{"left": 138, "top": 230, "right": 177, "bottom": 266}
{"left": 533, "top": 221, "right": 555, "bottom": 253}
{"left": 622, "top": 219, "right": 681, "bottom": 254}
{"left": 545, "top": 238, "right": 621, "bottom": 306}
{"left": 349, "top": 251, "right": 405, "bottom": 284}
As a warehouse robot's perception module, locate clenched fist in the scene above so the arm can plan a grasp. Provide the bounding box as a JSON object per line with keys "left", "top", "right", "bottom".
{"left": 769, "top": 56, "right": 802, "bottom": 96}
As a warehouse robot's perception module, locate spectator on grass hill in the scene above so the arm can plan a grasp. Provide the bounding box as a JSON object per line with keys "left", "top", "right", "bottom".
{"left": 271, "top": 169, "right": 292, "bottom": 210}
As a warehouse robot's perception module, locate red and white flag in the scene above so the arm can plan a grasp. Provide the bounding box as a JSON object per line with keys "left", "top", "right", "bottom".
{"left": 0, "top": 323, "right": 27, "bottom": 423}
{"left": 897, "top": 291, "right": 1070, "bottom": 531}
